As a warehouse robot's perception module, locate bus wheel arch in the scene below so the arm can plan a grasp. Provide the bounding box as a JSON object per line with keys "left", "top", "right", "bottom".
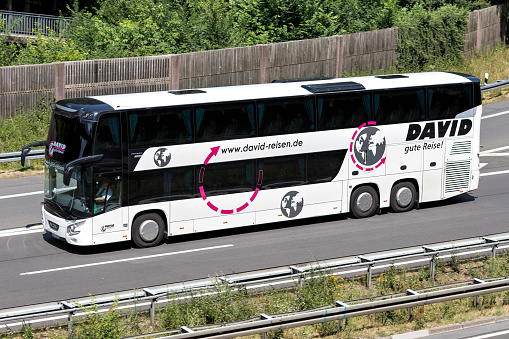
{"left": 390, "top": 180, "right": 418, "bottom": 213}
{"left": 350, "top": 184, "right": 379, "bottom": 218}
{"left": 131, "top": 210, "right": 167, "bottom": 248}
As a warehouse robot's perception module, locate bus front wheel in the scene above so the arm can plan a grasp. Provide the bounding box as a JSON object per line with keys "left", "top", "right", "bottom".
{"left": 390, "top": 182, "right": 416, "bottom": 213}
{"left": 350, "top": 186, "right": 378, "bottom": 218}
{"left": 132, "top": 213, "right": 165, "bottom": 248}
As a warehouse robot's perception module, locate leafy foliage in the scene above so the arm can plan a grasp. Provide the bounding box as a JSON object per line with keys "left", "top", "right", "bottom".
{"left": 0, "top": 0, "right": 493, "bottom": 65}
{"left": 395, "top": 4, "right": 470, "bottom": 71}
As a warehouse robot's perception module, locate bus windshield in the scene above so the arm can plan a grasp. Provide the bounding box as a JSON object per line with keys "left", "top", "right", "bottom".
{"left": 44, "top": 161, "right": 93, "bottom": 218}
{"left": 43, "top": 110, "right": 96, "bottom": 218}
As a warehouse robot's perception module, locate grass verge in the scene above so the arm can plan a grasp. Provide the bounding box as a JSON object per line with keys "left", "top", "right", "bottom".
{"left": 3, "top": 252, "right": 509, "bottom": 339}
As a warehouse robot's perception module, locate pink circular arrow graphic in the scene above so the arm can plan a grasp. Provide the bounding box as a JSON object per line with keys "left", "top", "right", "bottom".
{"left": 349, "top": 121, "right": 386, "bottom": 172}
{"left": 200, "top": 146, "right": 263, "bottom": 214}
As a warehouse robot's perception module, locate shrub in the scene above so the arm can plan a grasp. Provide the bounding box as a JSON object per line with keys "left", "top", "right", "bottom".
{"left": 395, "top": 4, "right": 469, "bottom": 71}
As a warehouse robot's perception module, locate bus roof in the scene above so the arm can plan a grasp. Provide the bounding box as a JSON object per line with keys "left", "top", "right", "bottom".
{"left": 87, "top": 72, "right": 478, "bottom": 111}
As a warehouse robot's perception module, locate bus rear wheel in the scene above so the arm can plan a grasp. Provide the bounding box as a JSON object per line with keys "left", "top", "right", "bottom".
{"left": 132, "top": 213, "right": 165, "bottom": 248}
{"left": 350, "top": 186, "right": 378, "bottom": 218}
{"left": 390, "top": 182, "right": 417, "bottom": 213}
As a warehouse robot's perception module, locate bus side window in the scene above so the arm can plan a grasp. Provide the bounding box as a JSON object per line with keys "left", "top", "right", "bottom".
{"left": 94, "top": 176, "right": 121, "bottom": 214}
{"left": 317, "top": 93, "right": 369, "bottom": 130}
{"left": 259, "top": 98, "right": 313, "bottom": 136}
{"left": 128, "top": 108, "right": 193, "bottom": 148}
{"left": 195, "top": 103, "right": 255, "bottom": 142}
{"left": 428, "top": 85, "right": 473, "bottom": 120}
{"left": 95, "top": 115, "right": 121, "bottom": 153}
{"left": 374, "top": 90, "right": 423, "bottom": 125}
{"left": 258, "top": 155, "right": 306, "bottom": 189}
{"left": 198, "top": 160, "right": 255, "bottom": 196}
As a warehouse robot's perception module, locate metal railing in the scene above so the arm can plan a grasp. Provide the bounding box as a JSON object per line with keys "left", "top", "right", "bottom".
{"left": 0, "top": 10, "right": 69, "bottom": 37}
{"left": 2, "top": 231, "right": 509, "bottom": 335}
{"left": 481, "top": 78, "right": 509, "bottom": 93}
{"left": 132, "top": 276, "right": 509, "bottom": 339}
{"left": 0, "top": 149, "right": 44, "bottom": 167}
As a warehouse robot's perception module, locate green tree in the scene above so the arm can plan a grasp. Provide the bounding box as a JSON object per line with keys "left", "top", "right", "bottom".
{"left": 395, "top": 4, "right": 470, "bottom": 71}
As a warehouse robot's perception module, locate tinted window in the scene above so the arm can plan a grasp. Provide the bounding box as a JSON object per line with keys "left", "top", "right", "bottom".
{"left": 129, "top": 166, "right": 195, "bottom": 205}
{"left": 128, "top": 108, "right": 193, "bottom": 148}
{"left": 428, "top": 84, "right": 473, "bottom": 120}
{"left": 258, "top": 155, "right": 307, "bottom": 189}
{"left": 195, "top": 103, "right": 255, "bottom": 142}
{"left": 307, "top": 150, "right": 346, "bottom": 183}
{"left": 95, "top": 114, "right": 121, "bottom": 154}
{"left": 198, "top": 160, "right": 255, "bottom": 197}
{"left": 317, "top": 93, "right": 370, "bottom": 130}
{"left": 374, "top": 89, "right": 424, "bottom": 125}
{"left": 258, "top": 98, "right": 314, "bottom": 135}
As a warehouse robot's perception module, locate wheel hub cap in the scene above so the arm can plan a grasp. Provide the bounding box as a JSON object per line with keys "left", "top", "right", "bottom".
{"left": 396, "top": 187, "right": 412, "bottom": 207}
{"left": 356, "top": 192, "right": 373, "bottom": 212}
{"left": 139, "top": 220, "right": 159, "bottom": 242}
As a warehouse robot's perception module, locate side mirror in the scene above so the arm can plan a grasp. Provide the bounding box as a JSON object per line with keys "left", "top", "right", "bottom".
{"left": 63, "top": 154, "right": 104, "bottom": 186}
{"left": 21, "top": 141, "right": 46, "bottom": 167}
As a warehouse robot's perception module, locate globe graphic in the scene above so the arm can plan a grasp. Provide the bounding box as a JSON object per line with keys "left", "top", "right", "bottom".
{"left": 154, "top": 148, "right": 172, "bottom": 167}
{"left": 280, "top": 191, "right": 304, "bottom": 218}
{"left": 353, "top": 127, "right": 386, "bottom": 166}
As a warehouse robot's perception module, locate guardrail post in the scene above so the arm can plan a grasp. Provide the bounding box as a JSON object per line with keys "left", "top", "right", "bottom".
{"left": 423, "top": 246, "right": 437, "bottom": 282}
{"left": 359, "top": 256, "right": 374, "bottom": 288}
{"left": 406, "top": 289, "right": 419, "bottom": 320}
{"left": 473, "top": 278, "right": 485, "bottom": 307}
{"left": 260, "top": 313, "right": 272, "bottom": 339}
{"left": 336, "top": 301, "right": 348, "bottom": 331}
{"left": 144, "top": 289, "right": 158, "bottom": 327}
{"left": 484, "top": 237, "right": 498, "bottom": 258}
{"left": 61, "top": 301, "right": 75, "bottom": 337}
{"left": 290, "top": 266, "right": 305, "bottom": 287}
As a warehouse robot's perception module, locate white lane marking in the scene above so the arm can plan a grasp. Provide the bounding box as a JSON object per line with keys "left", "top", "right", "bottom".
{"left": 20, "top": 244, "right": 234, "bottom": 276}
{"left": 480, "top": 169, "right": 509, "bottom": 177}
{"left": 479, "top": 163, "right": 488, "bottom": 169}
{"left": 0, "top": 191, "right": 43, "bottom": 200}
{"left": 480, "top": 145, "right": 509, "bottom": 155}
{"left": 482, "top": 110, "right": 509, "bottom": 120}
{"left": 0, "top": 225, "right": 43, "bottom": 238}
{"left": 464, "top": 329, "right": 509, "bottom": 339}
{"left": 480, "top": 153, "right": 509, "bottom": 157}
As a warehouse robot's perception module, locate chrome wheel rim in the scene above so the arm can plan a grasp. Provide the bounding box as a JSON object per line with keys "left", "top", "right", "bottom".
{"left": 356, "top": 192, "right": 373, "bottom": 212}
{"left": 139, "top": 220, "right": 159, "bottom": 242}
{"left": 396, "top": 187, "right": 412, "bottom": 207}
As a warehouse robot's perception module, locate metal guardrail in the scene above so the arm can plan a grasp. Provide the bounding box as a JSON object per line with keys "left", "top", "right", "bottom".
{"left": 133, "top": 276, "right": 509, "bottom": 339}
{"left": 0, "top": 10, "right": 69, "bottom": 37}
{"left": 2, "top": 232, "right": 509, "bottom": 335}
{"left": 481, "top": 78, "right": 509, "bottom": 93}
{"left": 0, "top": 149, "right": 44, "bottom": 167}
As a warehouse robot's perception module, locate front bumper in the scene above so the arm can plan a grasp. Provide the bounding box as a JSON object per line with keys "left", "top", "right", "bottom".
{"left": 42, "top": 206, "right": 93, "bottom": 245}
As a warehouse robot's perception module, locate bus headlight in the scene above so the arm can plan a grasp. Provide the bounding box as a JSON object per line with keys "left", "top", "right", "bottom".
{"left": 67, "top": 221, "right": 85, "bottom": 236}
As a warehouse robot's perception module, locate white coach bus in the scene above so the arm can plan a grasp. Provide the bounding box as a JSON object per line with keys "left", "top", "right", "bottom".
{"left": 22, "top": 72, "right": 482, "bottom": 247}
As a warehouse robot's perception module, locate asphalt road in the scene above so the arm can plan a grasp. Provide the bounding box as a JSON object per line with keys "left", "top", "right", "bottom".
{"left": 0, "top": 99, "right": 508, "bottom": 310}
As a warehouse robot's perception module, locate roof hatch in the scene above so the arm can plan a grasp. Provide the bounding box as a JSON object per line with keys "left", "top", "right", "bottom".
{"left": 302, "top": 81, "right": 365, "bottom": 93}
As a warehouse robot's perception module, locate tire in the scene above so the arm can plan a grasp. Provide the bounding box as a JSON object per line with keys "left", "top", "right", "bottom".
{"left": 132, "top": 213, "right": 165, "bottom": 248}
{"left": 350, "top": 186, "right": 378, "bottom": 218}
{"left": 390, "top": 182, "right": 417, "bottom": 213}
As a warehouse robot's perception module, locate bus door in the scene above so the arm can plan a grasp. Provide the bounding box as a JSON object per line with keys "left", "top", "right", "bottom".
{"left": 92, "top": 113, "right": 129, "bottom": 244}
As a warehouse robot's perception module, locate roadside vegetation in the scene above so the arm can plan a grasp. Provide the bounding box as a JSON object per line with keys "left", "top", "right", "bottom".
{"left": 0, "top": 0, "right": 500, "bottom": 65}
{"left": 3, "top": 252, "right": 509, "bottom": 338}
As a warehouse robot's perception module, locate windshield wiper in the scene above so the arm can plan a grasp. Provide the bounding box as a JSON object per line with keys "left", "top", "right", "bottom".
{"left": 44, "top": 200, "right": 77, "bottom": 220}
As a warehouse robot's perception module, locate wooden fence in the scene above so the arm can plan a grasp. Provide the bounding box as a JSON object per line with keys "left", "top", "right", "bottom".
{"left": 0, "top": 4, "right": 507, "bottom": 119}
